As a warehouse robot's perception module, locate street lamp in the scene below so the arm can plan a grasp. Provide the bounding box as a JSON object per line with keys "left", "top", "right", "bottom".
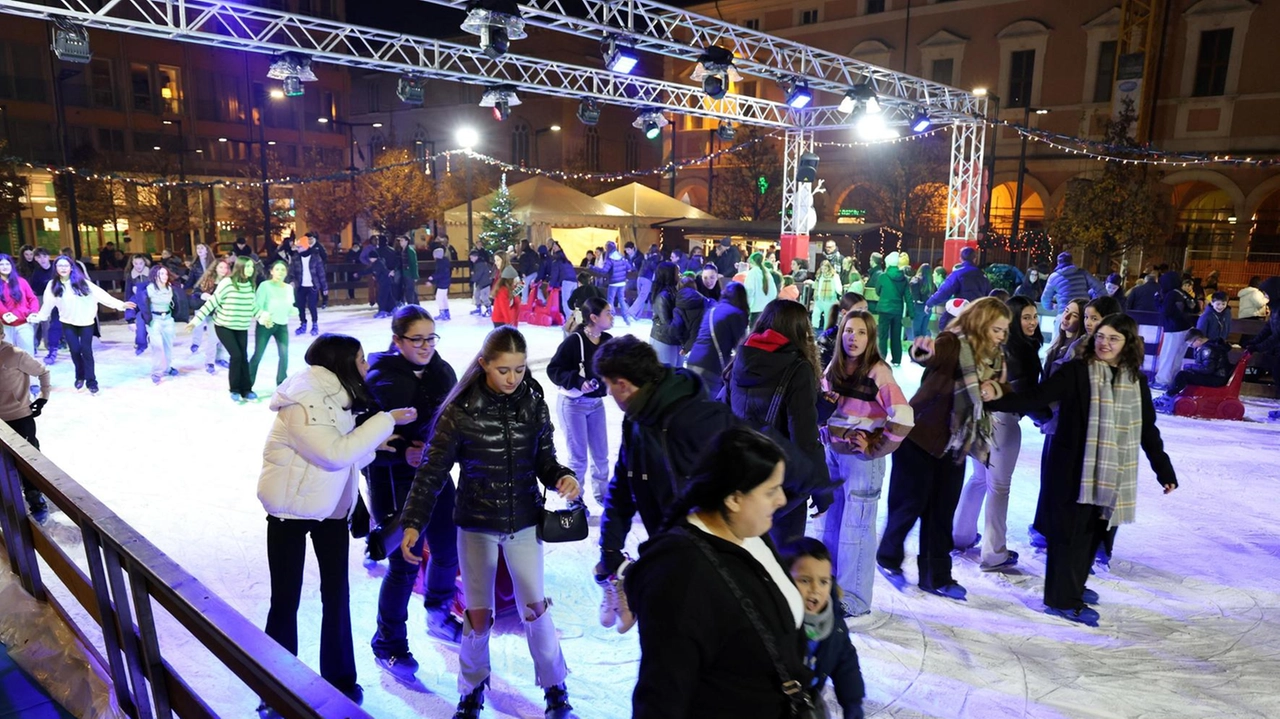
{"left": 1010, "top": 106, "right": 1049, "bottom": 242}
{"left": 457, "top": 127, "right": 479, "bottom": 249}
{"left": 973, "top": 87, "right": 1002, "bottom": 241}
{"left": 533, "top": 124, "right": 560, "bottom": 168}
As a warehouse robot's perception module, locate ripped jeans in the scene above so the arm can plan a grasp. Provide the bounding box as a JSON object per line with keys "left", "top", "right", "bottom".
{"left": 456, "top": 526, "right": 567, "bottom": 694}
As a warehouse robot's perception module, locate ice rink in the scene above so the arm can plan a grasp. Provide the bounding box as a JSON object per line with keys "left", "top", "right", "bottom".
{"left": 28, "top": 304, "right": 1280, "bottom": 719}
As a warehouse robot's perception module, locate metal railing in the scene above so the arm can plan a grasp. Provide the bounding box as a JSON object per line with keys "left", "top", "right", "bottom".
{"left": 0, "top": 424, "right": 372, "bottom": 719}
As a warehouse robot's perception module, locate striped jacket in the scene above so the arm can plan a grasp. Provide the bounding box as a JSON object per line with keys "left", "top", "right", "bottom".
{"left": 192, "top": 277, "right": 256, "bottom": 330}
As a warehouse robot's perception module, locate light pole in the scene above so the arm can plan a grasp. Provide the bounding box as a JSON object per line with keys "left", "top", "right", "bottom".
{"left": 533, "top": 124, "right": 560, "bottom": 168}
{"left": 456, "top": 127, "right": 479, "bottom": 249}
{"left": 1009, "top": 105, "right": 1049, "bottom": 242}
{"left": 318, "top": 116, "right": 382, "bottom": 245}
{"left": 161, "top": 118, "right": 194, "bottom": 253}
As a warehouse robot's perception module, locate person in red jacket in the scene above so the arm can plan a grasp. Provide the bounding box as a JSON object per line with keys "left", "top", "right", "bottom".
{"left": 491, "top": 274, "right": 521, "bottom": 328}
{"left": 0, "top": 254, "right": 42, "bottom": 375}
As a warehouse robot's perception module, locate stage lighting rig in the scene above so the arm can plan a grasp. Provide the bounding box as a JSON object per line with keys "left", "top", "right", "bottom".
{"left": 633, "top": 110, "right": 668, "bottom": 140}
{"left": 51, "top": 19, "right": 91, "bottom": 64}
{"left": 461, "top": 0, "right": 527, "bottom": 60}
{"left": 576, "top": 98, "right": 602, "bottom": 126}
{"left": 691, "top": 46, "right": 741, "bottom": 100}
{"left": 397, "top": 77, "right": 426, "bottom": 105}
{"left": 602, "top": 35, "right": 639, "bottom": 75}
{"left": 479, "top": 85, "right": 521, "bottom": 121}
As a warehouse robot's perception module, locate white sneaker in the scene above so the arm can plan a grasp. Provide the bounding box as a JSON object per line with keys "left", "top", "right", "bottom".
{"left": 613, "top": 559, "right": 635, "bottom": 634}
{"left": 597, "top": 575, "right": 618, "bottom": 628}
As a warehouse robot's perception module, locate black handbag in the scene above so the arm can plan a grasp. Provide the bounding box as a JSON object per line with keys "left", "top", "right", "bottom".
{"left": 679, "top": 527, "right": 820, "bottom": 719}
{"left": 365, "top": 514, "right": 404, "bottom": 562}
{"left": 537, "top": 486, "right": 588, "bottom": 543}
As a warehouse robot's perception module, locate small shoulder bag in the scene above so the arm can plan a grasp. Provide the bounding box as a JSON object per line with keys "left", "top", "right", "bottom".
{"left": 538, "top": 485, "right": 588, "bottom": 543}
{"left": 557, "top": 332, "right": 587, "bottom": 398}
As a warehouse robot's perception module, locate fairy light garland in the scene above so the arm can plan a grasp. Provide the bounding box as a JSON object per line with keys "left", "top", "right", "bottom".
{"left": 994, "top": 118, "right": 1278, "bottom": 168}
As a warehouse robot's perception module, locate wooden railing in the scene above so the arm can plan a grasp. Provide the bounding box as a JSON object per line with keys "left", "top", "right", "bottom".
{"left": 0, "top": 425, "right": 372, "bottom": 719}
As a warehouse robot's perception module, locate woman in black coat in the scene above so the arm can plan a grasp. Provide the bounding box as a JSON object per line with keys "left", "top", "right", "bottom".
{"left": 627, "top": 426, "right": 808, "bottom": 719}
{"left": 987, "top": 313, "right": 1178, "bottom": 626}
{"left": 648, "top": 261, "right": 683, "bottom": 367}
{"left": 365, "top": 306, "right": 461, "bottom": 678}
{"left": 674, "top": 275, "right": 709, "bottom": 359}
{"left": 398, "top": 326, "right": 581, "bottom": 719}
{"left": 686, "top": 282, "right": 749, "bottom": 399}
{"left": 724, "top": 298, "right": 832, "bottom": 545}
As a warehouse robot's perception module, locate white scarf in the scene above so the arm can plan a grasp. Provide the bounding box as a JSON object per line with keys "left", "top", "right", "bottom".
{"left": 1079, "top": 361, "right": 1142, "bottom": 528}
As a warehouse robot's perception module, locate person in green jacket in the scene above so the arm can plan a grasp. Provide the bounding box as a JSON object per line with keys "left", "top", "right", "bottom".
{"left": 250, "top": 261, "right": 299, "bottom": 391}
{"left": 399, "top": 236, "right": 419, "bottom": 306}
{"left": 874, "top": 251, "right": 912, "bottom": 366}
{"left": 188, "top": 256, "right": 258, "bottom": 402}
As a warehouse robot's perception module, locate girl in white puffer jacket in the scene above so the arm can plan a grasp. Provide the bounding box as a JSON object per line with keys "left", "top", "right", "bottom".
{"left": 255, "top": 333, "right": 416, "bottom": 711}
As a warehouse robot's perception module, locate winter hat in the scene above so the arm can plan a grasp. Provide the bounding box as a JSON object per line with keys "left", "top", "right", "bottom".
{"left": 946, "top": 297, "right": 969, "bottom": 317}
{"left": 433, "top": 247, "right": 445, "bottom": 259}
{"left": 1107, "top": 273, "right": 1122, "bottom": 285}
{"left": 885, "top": 251, "right": 901, "bottom": 268}
{"left": 897, "top": 251, "right": 911, "bottom": 268}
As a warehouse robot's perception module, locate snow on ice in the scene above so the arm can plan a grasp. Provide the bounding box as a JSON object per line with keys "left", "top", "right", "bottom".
{"left": 29, "top": 306, "right": 1280, "bottom": 718}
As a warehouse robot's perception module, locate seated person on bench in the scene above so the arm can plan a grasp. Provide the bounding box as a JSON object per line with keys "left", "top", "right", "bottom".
{"left": 1167, "top": 328, "right": 1231, "bottom": 396}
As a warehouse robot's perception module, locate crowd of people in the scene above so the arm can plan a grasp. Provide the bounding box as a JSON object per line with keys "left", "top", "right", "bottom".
{"left": 14, "top": 232, "right": 1280, "bottom": 719}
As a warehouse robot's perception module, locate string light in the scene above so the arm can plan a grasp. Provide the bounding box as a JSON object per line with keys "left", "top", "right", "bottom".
{"left": 991, "top": 118, "right": 1278, "bottom": 168}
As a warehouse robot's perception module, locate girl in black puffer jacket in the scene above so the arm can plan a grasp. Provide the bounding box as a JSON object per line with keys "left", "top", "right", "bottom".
{"left": 399, "top": 326, "right": 581, "bottom": 719}
{"left": 648, "top": 261, "right": 683, "bottom": 367}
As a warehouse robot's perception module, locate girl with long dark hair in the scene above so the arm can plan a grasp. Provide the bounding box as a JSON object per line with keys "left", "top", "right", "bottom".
{"left": 188, "top": 255, "right": 257, "bottom": 402}
{"left": 745, "top": 251, "right": 777, "bottom": 326}
{"left": 909, "top": 262, "right": 935, "bottom": 340}
{"left": 685, "top": 281, "right": 749, "bottom": 399}
{"left": 0, "top": 254, "right": 41, "bottom": 374}
{"left": 627, "top": 426, "right": 806, "bottom": 719}
{"left": 648, "top": 261, "right": 682, "bottom": 367}
{"left": 125, "top": 253, "right": 152, "bottom": 355}
{"left": 952, "top": 295, "right": 1043, "bottom": 572}
{"left": 131, "top": 264, "right": 190, "bottom": 384}
{"left": 257, "top": 333, "right": 417, "bottom": 711}
{"left": 876, "top": 297, "right": 1010, "bottom": 601}
{"left": 725, "top": 298, "right": 831, "bottom": 545}
{"left": 398, "top": 326, "right": 580, "bottom": 719}
{"left": 988, "top": 314, "right": 1178, "bottom": 625}
{"left": 818, "top": 309, "right": 913, "bottom": 617}
{"left": 547, "top": 296, "right": 614, "bottom": 507}
{"left": 30, "top": 256, "right": 134, "bottom": 395}
{"left": 365, "top": 305, "right": 462, "bottom": 679}
{"left": 816, "top": 292, "right": 869, "bottom": 370}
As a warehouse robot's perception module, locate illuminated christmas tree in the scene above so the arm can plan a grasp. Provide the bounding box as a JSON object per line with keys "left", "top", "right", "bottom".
{"left": 478, "top": 173, "right": 523, "bottom": 254}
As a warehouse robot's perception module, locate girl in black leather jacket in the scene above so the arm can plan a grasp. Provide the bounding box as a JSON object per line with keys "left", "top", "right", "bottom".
{"left": 398, "top": 326, "right": 581, "bottom": 719}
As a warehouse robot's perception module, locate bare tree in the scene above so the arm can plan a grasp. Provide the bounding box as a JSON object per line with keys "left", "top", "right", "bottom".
{"left": 709, "top": 127, "right": 783, "bottom": 221}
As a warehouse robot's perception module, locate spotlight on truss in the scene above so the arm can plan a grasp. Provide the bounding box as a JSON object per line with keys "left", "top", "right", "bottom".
{"left": 911, "top": 111, "right": 932, "bottom": 132}
{"left": 691, "top": 46, "right": 742, "bottom": 101}
{"left": 602, "top": 35, "right": 639, "bottom": 75}
{"left": 479, "top": 85, "right": 521, "bottom": 121}
{"left": 633, "top": 109, "right": 669, "bottom": 140}
{"left": 715, "top": 122, "right": 737, "bottom": 143}
{"left": 396, "top": 77, "right": 426, "bottom": 105}
{"left": 267, "top": 52, "right": 318, "bottom": 82}
{"left": 51, "top": 19, "right": 91, "bottom": 64}
{"left": 785, "top": 81, "right": 813, "bottom": 110}
{"left": 281, "top": 76, "right": 304, "bottom": 97}
{"left": 796, "top": 152, "right": 819, "bottom": 184}
{"left": 461, "top": 0, "right": 527, "bottom": 60}
{"left": 855, "top": 82, "right": 881, "bottom": 114}
{"left": 576, "top": 98, "right": 602, "bottom": 126}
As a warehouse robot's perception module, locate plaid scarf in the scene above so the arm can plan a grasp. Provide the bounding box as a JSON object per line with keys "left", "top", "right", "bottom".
{"left": 945, "top": 337, "right": 997, "bottom": 465}
{"left": 1080, "top": 361, "right": 1142, "bottom": 528}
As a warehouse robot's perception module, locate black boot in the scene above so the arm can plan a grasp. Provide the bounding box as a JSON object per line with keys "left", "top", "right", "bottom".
{"left": 454, "top": 680, "right": 487, "bottom": 719}
{"left": 544, "top": 683, "right": 576, "bottom": 719}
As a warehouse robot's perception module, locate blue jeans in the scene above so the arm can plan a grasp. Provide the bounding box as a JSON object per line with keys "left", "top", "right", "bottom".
{"left": 559, "top": 280, "right": 578, "bottom": 320}
{"left": 650, "top": 338, "right": 683, "bottom": 368}
{"left": 632, "top": 276, "right": 653, "bottom": 317}
{"left": 522, "top": 272, "right": 539, "bottom": 304}
{"left": 607, "top": 283, "right": 631, "bottom": 321}
{"left": 557, "top": 395, "right": 609, "bottom": 503}
{"left": 370, "top": 472, "right": 458, "bottom": 657}
{"left": 911, "top": 302, "right": 930, "bottom": 339}
{"left": 815, "top": 448, "right": 886, "bottom": 616}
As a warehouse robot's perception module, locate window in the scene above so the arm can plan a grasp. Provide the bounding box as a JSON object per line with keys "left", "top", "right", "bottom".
{"left": 221, "top": 74, "right": 246, "bottom": 123}
{"left": 1193, "top": 28, "right": 1232, "bottom": 97}
{"left": 90, "top": 58, "right": 117, "bottom": 109}
{"left": 739, "top": 80, "right": 758, "bottom": 98}
{"left": 743, "top": 18, "right": 760, "bottom": 31}
{"left": 413, "top": 129, "right": 430, "bottom": 161}
{"left": 1007, "top": 49, "right": 1035, "bottom": 108}
{"left": 1093, "top": 40, "right": 1117, "bottom": 103}
{"left": 368, "top": 133, "right": 385, "bottom": 166}
{"left": 625, "top": 133, "right": 640, "bottom": 171}
{"left": 585, "top": 126, "right": 600, "bottom": 171}
{"left": 511, "top": 123, "right": 530, "bottom": 166}
{"left": 800, "top": 9, "right": 819, "bottom": 25}
{"left": 275, "top": 144, "right": 298, "bottom": 167}
{"left": 866, "top": 0, "right": 885, "bottom": 14}
{"left": 931, "top": 58, "right": 954, "bottom": 85}
{"left": 367, "top": 79, "right": 380, "bottom": 113}
{"left": 158, "top": 65, "right": 182, "bottom": 114}
{"left": 0, "top": 43, "right": 47, "bottom": 102}
{"left": 131, "top": 63, "right": 154, "bottom": 112}
{"left": 97, "top": 128, "right": 125, "bottom": 153}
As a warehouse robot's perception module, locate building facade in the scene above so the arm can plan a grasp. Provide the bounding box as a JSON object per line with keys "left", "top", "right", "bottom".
{"left": 676, "top": 0, "right": 1279, "bottom": 273}
{"left": 0, "top": 1, "right": 351, "bottom": 259}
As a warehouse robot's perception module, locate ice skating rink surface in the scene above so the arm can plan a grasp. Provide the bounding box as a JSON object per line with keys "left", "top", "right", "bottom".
{"left": 32, "top": 306, "right": 1280, "bottom": 718}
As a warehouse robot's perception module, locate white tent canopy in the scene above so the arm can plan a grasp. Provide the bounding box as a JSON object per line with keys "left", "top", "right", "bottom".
{"left": 594, "top": 182, "right": 716, "bottom": 250}
{"left": 444, "top": 176, "right": 632, "bottom": 261}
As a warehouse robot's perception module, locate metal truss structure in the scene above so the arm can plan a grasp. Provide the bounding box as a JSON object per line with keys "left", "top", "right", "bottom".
{"left": 0, "top": 0, "right": 987, "bottom": 242}
{"left": 946, "top": 118, "right": 987, "bottom": 244}
{"left": 414, "top": 0, "right": 985, "bottom": 127}
{"left": 781, "top": 129, "right": 815, "bottom": 238}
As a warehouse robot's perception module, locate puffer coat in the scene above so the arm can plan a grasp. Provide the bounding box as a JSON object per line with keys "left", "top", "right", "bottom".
{"left": 257, "top": 366, "right": 396, "bottom": 520}
{"left": 400, "top": 376, "right": 573, "bottom": 534}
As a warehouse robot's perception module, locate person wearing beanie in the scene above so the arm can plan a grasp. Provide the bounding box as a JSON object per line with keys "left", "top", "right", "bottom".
{"left": 1041, "top": 252, "right": 1105, "bottom": 312}
{"left": 1105, "top": 273, "right": 1126, "bottom": 305}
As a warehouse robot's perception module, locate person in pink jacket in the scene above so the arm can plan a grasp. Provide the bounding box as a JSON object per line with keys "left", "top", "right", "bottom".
{"left": 0, "top": 254, "right": 42, "bottom": 395}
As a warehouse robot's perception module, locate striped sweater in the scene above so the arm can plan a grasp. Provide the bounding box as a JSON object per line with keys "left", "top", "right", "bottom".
{"left": 192, "top": 277, "right": 256, "bottom": 330}
{"left": 821, "top": 361, "right": 914, "bottom": 459}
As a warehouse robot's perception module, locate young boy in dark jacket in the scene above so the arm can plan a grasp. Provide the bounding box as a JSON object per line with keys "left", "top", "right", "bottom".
{"left": 782, "top": 538, "right": 866, "bottom": 719}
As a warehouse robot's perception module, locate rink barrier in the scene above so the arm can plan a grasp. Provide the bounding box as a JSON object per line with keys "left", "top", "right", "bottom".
{"left": 0, "top": 424, "right": 373, "bottom": 719}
